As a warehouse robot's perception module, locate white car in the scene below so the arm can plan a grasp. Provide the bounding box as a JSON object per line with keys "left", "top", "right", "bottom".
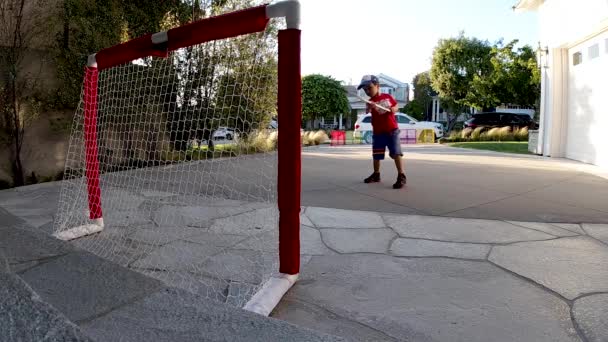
{"left": 212, "top": 127, "right": 237, "bottom": 141}
{"left": 354, "top": 113, "right": 444, "bottom": 143}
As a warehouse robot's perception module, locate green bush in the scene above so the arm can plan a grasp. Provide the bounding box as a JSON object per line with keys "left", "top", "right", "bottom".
{"left": 470, "top": 127, "right": 484, "bottom": 141}
{"left": 514, "top": 127, "right": 529, "bottom": 141}
{"left": 443, "top": 126, "right": 528, "bottom": 143}
{"left": 302, "top": 130, "right": 329, "bottom": 146}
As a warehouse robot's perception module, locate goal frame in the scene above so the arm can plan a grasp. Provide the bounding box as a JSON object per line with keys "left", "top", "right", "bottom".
{"left": 54, "top": 0, "right": 301, "bottom": 316}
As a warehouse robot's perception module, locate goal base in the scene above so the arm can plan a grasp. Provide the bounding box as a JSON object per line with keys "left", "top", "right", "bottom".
{"left": 243, "top": 273, "right": 299, "bottom": 316}
{"left": 53, "top": 218, "right": 104, "bottom": 241}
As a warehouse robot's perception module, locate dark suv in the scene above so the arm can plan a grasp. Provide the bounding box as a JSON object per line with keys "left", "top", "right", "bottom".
{"left": 464, "top": 112, "right": 538, "bottom": 130}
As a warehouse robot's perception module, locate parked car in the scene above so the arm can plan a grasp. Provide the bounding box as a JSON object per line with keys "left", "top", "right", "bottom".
{"left": 464, "top": 112, "right": 539, "bottom": 130}
{"left": 212, "top": 127, "right": 237, "bottom": 141}
{"left": 354, "top": 113, "right": 444, "bottom": 143}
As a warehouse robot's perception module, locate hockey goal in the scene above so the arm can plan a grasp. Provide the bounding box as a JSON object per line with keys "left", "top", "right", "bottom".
{"left": 53, "top": 1, "right": 301, "bottom": 315}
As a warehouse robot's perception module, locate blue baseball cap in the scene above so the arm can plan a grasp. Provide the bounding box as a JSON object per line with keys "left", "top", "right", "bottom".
{"left": 357, "top": 75, "right": 379, "bottom": 90}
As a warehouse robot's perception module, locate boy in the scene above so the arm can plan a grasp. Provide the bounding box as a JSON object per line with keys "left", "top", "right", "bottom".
{"left": 357, "top": 75, "right": 406, "bottom": 189}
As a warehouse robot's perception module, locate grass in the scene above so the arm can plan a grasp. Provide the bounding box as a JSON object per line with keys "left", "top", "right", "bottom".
{"left": 449, "top": 141, "right": 530, "bottom": 154}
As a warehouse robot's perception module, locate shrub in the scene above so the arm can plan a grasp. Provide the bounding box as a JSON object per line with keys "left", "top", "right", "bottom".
{"left": 312, "top": 130, "right": 329, "bottom": 145}
{"left": 461, "top": 128, "right": 473, "bottom": 139}
{"left": 470, "top": 127, "right": 484, "bottom": 141}
{"left": 514, "top": 127, "right": 529, "bottom": 141}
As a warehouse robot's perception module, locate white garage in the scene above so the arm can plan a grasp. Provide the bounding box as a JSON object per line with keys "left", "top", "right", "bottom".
{"left": 516, "top": 0, "right": 608, "bottom": 170}
{"left": 567, "top": 31, "right": 608, "bottom": 167}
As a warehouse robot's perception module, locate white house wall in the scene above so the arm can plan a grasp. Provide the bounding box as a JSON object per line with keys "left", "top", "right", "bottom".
{"left": 538, "top": 0, "right": 608, "bottom": 49}
{"left": 534, "top": 0, "right": 608, "bottom": 168}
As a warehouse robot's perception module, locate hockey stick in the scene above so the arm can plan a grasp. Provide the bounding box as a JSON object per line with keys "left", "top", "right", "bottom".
{"left": 355, "top": 94, "right": 391, "bottom": 112}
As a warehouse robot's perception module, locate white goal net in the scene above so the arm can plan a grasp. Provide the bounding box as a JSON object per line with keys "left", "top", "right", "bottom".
{"left": 53, "top": 7, "right": 290, "bottom": 308}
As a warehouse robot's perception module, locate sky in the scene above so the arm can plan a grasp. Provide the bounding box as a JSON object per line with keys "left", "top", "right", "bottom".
{"left": 299, "top": 0, "right": 539, "bottom": 86}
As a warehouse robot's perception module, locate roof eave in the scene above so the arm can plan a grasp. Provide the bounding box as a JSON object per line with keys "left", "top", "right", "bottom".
{"left": 513, "top": 0, "right": 542, "bottom": 12}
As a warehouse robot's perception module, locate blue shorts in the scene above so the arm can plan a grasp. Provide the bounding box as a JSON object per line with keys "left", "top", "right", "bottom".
{"left": 372, "top": 129, "right": 403, "bottom": 160}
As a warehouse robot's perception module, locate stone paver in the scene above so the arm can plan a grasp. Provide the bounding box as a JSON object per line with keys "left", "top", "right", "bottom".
{"left": 507, "top": 221, "right": 580, "bottom": 237}
{"left": 198, "top": 248, "right": 274, "bottom": 284}
{"left": 301, "top": 210, "right": 314, "bottom": 227}
{"left": 306, "top": 207, "right": 385, "bottom": 228}
{"left": 272, "top": 297, "right": 398, "bottom": 342}
{"left": 301, "top": 226, "right": 336, "bottom": 256}
{"left": 129, "top": 226, "right": 211, "bottom": 246}
{"left": 153, "top": 205, "right": 252, "bottom": 228}
{"left": 321, "top": 228, "right": 396, "bottom": 254}
{"left": 0, "top": 272, "right": 93, "bottom": 342}
{"left": 183, "top": 231, "right": 249, "bottom": 248}
{"left": 553, "top": 223, "right": 587, "bottom": 235}
{"left": 130, "top": 240, "right": 222, "bottom": 271}
{"left": 275, "top": 254, "right": 580, "bottom": 342}
{"left": 20, "top": 251, "right": 164, "bottom": 323}
{"left": 572, "top": 294, "right": 608, "bottom": 342}
{"left": 82, "top": 287, "right": 344, "bottom": 342}
{"left": 582, "top": 224, "right": 608, "bottom": 244}
{"left": 389, "top": 238, "right": 491, "bottom": 260}
{"left": 0, "top": 223, "right": 72, "bottom": 273}
{"left": 209, "top": 207, "right": 277, "bottom": 235}
{"left": 385, "top": 215, "right": 555, "bottom": 243}
{"left": 0, "top": 182, "right": 59, "bottom": 228}
{"left": 489, "top": 236, "right": 608, "bottom": 300}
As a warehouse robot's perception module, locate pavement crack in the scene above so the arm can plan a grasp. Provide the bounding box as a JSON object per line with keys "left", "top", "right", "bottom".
{"left": 76, "top": 287, "right": 164, "bottom": 325}
{"left": 570, "top": 305, "right": 591, "bottom": 342}
{"left": 502, "top": 221, "right": 561, "bottom": 237}
{"left": 278, "top": 297, "right": 400, "bottom": 341}
{"left": 487, "top": 259, "right": 573, "bottom": 305}
{"left": 318, "top": 231, "right": 344, "bottom": 255}
{"left": 571, "top": 291, "right": 608, "bottom": 302}
{"left": 485, "top": 246, "right": 493, "bottom": 261}
{"left": 391, "top": 255, "right": 489, "bottom": 263}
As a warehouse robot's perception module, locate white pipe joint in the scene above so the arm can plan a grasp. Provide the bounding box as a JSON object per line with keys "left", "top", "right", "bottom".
{"left": 266, "top": 0, "right": 300, "bottom": 29}
{"left": 87, "top": 54, "right": 97, "bottom": 68}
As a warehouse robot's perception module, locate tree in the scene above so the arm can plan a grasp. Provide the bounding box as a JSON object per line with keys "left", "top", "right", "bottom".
{"left": 302, "top": 74, "right": 349, "bottom": 126}
{"left": 487, "top": 40, "right": 540, "bottom": 109}
{"left": 401, "top": 99, "right": 425, "bottom": 121}
{"left": 412, "top": 71, "right": 434, "bottom": 120}
{"left": 439, "top": 97, "right": 470, "bottom": 131}
{"left": 430, "top": 33, "right": 493, "bottom": 110}
{"left": 55, "top": 0, "right": 191, "bottom": 109}
{"left": 431, "top": 33, "right": 540, "bottom": 115}
{"left": 0, "top": 0, "right": 57, "bottom": 186}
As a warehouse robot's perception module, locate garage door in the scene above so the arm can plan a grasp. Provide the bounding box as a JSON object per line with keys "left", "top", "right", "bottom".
{"left": 567, "top": 31, "right": 608, "bottom": 168}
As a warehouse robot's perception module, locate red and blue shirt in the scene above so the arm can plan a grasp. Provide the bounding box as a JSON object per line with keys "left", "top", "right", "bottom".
{"left": 369, "top": 93, "right": 398, "bottom": 134}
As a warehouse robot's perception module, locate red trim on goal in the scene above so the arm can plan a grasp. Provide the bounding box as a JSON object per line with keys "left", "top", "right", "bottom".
{"left": 95, "top": 5, "right": 269, "bottom": 70}
{"left": 96, "top": 34, "right": 169, "bottom": 70}
{"left": 83, "top": 67, "right": 103, "bottom": 220}
{"left": 167, "top": 5, "right": 269, "bottom": 53}
{"left": 277, "top": 29, "right": 301, "bottom": 275}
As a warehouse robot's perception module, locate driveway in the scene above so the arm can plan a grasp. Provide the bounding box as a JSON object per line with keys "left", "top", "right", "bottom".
{"left": 302, "top": 145, "right": 608, "bottom": 223}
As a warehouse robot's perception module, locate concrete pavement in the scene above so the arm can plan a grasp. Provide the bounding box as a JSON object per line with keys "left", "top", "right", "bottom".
{"left": 2, "top": 144, "right": 608, "bottom": 341}
{"left": 302, "top": 145, "right": 608, "bottom": 223}
{"left": 0, "top": 203, "right": 343, "bottom": 342}
{"left": 1, "top": 181, "right": 608, "bottom": 341}
{"left": 273, "top": 207, "right": 608, "bottom": 342}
